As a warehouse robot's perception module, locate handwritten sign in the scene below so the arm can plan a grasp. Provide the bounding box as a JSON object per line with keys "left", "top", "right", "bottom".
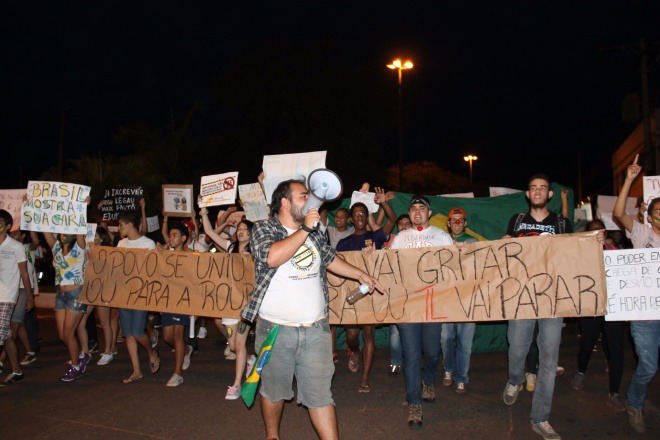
{"left": 86, "top": 223, "right": 98, "bottom": 244}
{"left": 0, "top": 189, "right": 27, "bottom": 231}
{"left": 643, "top": 175, "right": 660, "bottom": 226}
{"left": 262, "top": 151, "right": 326, "bottom": 204}
{"left": 238, "top": 183, "right": 269, "bottom": 221}
{"left": 21, "top": 181, "right": 90, "bottom": 235}
{"left": 604, "top": 247, "right": 660, "bottom": 321}
{"left": 162, "top": 184, "right": 193, "bottom": 217}
{"left": 82, "top": 232, "right": 606, "bottom": 323}
{"left": 350, "top": 191, "right": 379, "bottom": 213}
{"left": 99, "top": 187, "right": 143, "bottom": 222}
{"left": 199, "top": 172, "right": 238, "bottom": 207}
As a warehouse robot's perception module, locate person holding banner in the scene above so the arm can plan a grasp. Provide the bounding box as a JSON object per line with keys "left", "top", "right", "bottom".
{"left": 242, "top": 179, "right": 383, "bottom": 440}
{"left": 42, "top": 229, "right": 91, "bottom": 382}
{"left": 613, "top": 155, "right": 660, "bottom": 434}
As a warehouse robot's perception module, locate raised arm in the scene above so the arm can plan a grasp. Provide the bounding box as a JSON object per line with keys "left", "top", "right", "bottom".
{"left": 374, "top": 187, "right": 397, "bottom": 235}
{"left": 560, "top": 188, "right": 569, "bottom": 218}
{"left": 614, "top": 154, "right": 641, "bottom": 233}
{"left": 139, "top": 198, "right": 148, "bottom": 236}
{"left": 200, "top": 206, "right": 231, "bottom": 251}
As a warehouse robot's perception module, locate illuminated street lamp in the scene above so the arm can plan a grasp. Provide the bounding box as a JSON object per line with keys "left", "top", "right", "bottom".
{"left": 464, "top": 154, "right": 478, "bottom": 181}
{"left": 387, "top": 58, "right": 414, "bottom": 191}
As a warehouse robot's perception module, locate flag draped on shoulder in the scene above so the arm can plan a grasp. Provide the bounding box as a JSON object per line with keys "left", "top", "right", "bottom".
{"left": 241, "top": 324, "right": 279, "bottom": 407}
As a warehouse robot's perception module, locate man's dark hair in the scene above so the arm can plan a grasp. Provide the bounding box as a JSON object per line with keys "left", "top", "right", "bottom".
{"left": 169, "top": 223, "right": 189, "bottom": 242}
{"left": 336, "top": 207, "right": 350, "bottom": 216}
{"left": 350, "top": 202, "right": 368, "bottom": 217}
{"left": 270, "top": 179, "right": 304, "bottom": 216}
{"left": 648, "top": 197, "right": 660, "bottom": 217}
{"left": 96, "top": 226, "right": 113, "bottom": 246}
{"left": 586, "top": 219, "right": 606, "bottom": 231}
{"left": 396, "top": 214, "right": 410, "bottom": 226}
{"left": 0, "top": 209, "right": 13, "bottom": 230}
{"left": 528, "top": 173, "right": 551, "bottom": 189}
{"left": 118, "top": 211, "right": 140, "bottom": 229}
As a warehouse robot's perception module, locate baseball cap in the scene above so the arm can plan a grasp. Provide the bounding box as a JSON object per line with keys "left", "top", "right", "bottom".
{"left": 409, "top": 195, "right": 431, "bottom": 209}
{"left": 448, "top": 207, "right": 466, "bottom": 218}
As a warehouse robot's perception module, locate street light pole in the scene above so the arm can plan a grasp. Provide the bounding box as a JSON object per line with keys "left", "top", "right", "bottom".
{"left": 464, "top": 155, "right": 477, "bottom": 182}
{"left": 387, "top": 59, "right": 413, "bottom": 191}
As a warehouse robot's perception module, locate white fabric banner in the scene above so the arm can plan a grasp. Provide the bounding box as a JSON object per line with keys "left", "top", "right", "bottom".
{"left": 262, "top": 151, "right": 326, "bottom": 204}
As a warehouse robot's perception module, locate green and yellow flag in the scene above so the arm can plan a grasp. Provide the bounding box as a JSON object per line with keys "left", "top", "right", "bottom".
{"left": 241, "top": 324, "right": 279, "bottom": 407}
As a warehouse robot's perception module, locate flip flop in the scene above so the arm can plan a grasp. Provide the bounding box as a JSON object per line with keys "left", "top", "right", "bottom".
{"left": 348, "top": 351, "right": 360, "bottom": 373}
{"left": 149, "top": 349, "right": 160, "bottom": 374}
{"left": 122, "top": 375, "right": 143, "bottom": 384}
{"left": 359, "top": 384, "right": 371, "bottom": 394}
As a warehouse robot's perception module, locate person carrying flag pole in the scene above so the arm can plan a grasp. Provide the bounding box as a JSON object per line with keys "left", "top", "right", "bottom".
{"left": 241, "top": 179, "right": 383, "bottom": 440}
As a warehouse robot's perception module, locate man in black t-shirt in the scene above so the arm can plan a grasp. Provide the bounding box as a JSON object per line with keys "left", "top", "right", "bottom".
{"left": 502, "top": 174, "right": 571, "bottom": 440}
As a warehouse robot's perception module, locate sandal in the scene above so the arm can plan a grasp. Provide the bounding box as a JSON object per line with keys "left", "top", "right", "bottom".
{"left": 122, "top": 375, "right": 143, "bottom": 384}
{"left": 149, "top": 349, "right": 160, "bottom": 374}
{"left": 359, "top": 384, "right": 371, "bottom": 394}
{"left": 348, "top": 351, "right": 360, "bottom": 373}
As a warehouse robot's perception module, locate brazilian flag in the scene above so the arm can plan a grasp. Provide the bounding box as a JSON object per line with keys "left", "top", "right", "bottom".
{"left": 241, "top": 324, "right": 280, "bottom": 407}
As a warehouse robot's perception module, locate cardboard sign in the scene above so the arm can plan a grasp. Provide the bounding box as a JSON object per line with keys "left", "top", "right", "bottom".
{"left": 82, "top": 232, "right": 606, "bottom": 323}
{"left": 238, "top": 183, "right": 270, "bottom": 222}
{"left": 99, "top": 187, "right": 143, "bottom": 222}
{"left": 199, "top": 172, "right": 239, "bottom": 207}
{"left": 643, "top": 175, "right": 660, "bottom": 226}
{"left": 21, "top": 181, "right": 90, "bottom": 234}
{"left": 262, "top": 151, "right": 326, "bottom": 204}
{"left": 0, "top": 189, "right": 27, "bottom": 231}
{"left": 604, "top": 247, "right": 660, "bottom": 321}
{"left": 162, "top": 185, "right": 193, "bottom": 217}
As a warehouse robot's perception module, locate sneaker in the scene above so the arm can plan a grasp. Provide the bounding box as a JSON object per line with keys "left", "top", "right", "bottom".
{"left": 111, "top": 348, "right": 118, "bottom": 355}
{"left": 245, "top": 355, "right": 256, "bottom": 379}
{"left": 166, "top": 373, "right": 183, "bottom": 387}
{"left": 555, "top": 365, "right": 564, "bottom": 375}
{"left": 20, "top": 352, "right": 37, "bottom": 366}
{"left": 442, "top": 371, "right": 454, "bottom": 387}
{"left": 61, "top": 365, "right": 83, "bottom": 382}
{"left": 531, "top": 421, "right": 561, "bottom": 440}
{"left": 183, "top": 345, "right": 193, "bottom": 371}
{"left": 526, "top": 373, "right": 537, "bottom": 392}
{"left": 88, "top": 340, "right": 99, "bottom": 353}
{"left": 0, "top": 372, "right": 24, "bottom": 386}
{"left": 570, "top": 372, "right": 585, "bottom": 391}
{"left": 150, "top": 329, "right": 159, "bottom": 348}
{"left": 422, "top": 383, "right": 435, "bottom": 402}
{"left": 455, "top": 382, "right": 466, "bottom": 395}
{"left": 503, "top": 382, "right": 522, "bottom": 405}
{"left": 407, "top": 403, "right": 423, "bottom": 429}
{"left": 607, "top": 393, "right": 625, "bottom": 412}
{"left": 78, "top": 353, "right": 91, "bottom": 373}
{"left": 225, "top": 385, "right": 241, "bottom": 400}
{"left": 626, "top": 403, "right": 646, "bottom": 434}
{"left": 197, "top": 326, "right": 208, "bottom": 339}
{"left": 388, "top": 364, "right": 401, "bottom": 376}
{"left": 97, "top": 353, "right": 114, "bottom": 366}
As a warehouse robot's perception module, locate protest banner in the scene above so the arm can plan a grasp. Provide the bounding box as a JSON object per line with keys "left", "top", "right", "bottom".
{"left": 82, "top": 232, "right": 606, "bottom": 323}
{"left": 238, "top": 183, "right": 269, "bottom": 221}
{"left": 643, "top": 175, "right": 660, "bottom": 226}
{"left": 86, "top": 223, "right": 98, "bottom": 244}
{"left": 162, "top": 184, "right": 193, "bottom": 217}
{"left": 597, "top": 195, "right": 637, "bottom": 230}
{"left": 262, "top": 151, "right": 326, "bottom": 204}
{"left": 489, "top": 187, "right": 522, "bottom": 197}
{"left": 98, "top": 187, "right": 143, "bottom": 221}
{"left": 199, "top": 172, "right": 239, "bottom": 207}
{"left": 350, "top": 191, "right": 379, "bottom": 213}
{"left": 146, "top": 215, "right": 160, "bottom": 233}
{"left": 21, "top": 181, "right": 90, "bottom": 235}
{"left": 0, "top": 189, "right": 27, "bottom": 231}
{"left": 604, "top": 247, "right": 660, "bottom": 321}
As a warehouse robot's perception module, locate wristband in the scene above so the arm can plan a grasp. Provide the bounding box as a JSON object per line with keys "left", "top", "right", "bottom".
{"left": 301, "top": 224, "right": 314, "bottom": 233}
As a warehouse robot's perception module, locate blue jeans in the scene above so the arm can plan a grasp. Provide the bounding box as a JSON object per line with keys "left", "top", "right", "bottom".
{"left": 397, "top": 322, "right": 442, "bottom": 404}
{"left": 441, "top": 322, "right": 476, "bottom": 384}
{"left": 507, "top": 318, "right": 563, "bottom": 424}
{"left": 389, "top": 324, "right": 402, "bottom": 366}
{"left": 626, "top": 320, "right": 660, "bottom": 409}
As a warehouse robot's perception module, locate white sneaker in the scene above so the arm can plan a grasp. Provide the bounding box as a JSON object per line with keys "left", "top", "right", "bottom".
{"left": 225, "top": 350, "right": 236, "bottom": 360}
{"left": 245, "top": 355, "right": 256, "bottom": 378}
{"left": 531, "top": 421, "right": 561, "bottom": 440}
{"left": 197, "top": 326, "right": 208, "bottom": 339}
{"left": 225, "top": 385, "right": 240, "bottom": 400}
{"left": 166, "top": 373, "right": 183, "bottom": 387}
{"left": 97, "top": 353, "right": 114, "bottom": 366}
{"left": 183, "top": 345, "right": 193, "bottom": 371}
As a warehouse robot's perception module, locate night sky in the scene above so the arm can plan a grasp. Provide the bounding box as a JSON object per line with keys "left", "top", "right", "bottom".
{"left": 2, "top": 2, "right": 659, "bottom": 199}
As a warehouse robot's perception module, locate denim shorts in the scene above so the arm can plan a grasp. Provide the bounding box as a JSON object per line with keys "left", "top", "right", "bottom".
{"left": 161, "top": 313, "right": 189, "bottom": 327}
{"left": 119, "top": 309, "right": 148, "bottom": 337}
{"left": 256, "top": 317, "right": 335, "bottom": 409}
{"left": 10, "top": 288, "right": 27, "bottom": 323}
{"left": 54, "top": 287, "right": 88, "bottom": 313}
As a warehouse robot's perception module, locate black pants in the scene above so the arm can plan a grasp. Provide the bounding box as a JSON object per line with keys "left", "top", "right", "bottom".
{"left": 577, "top": 317, "right": 624, "bottom": 394}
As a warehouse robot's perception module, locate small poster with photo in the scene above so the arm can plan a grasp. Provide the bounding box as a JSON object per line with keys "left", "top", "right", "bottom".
{"left": 162, "top": 184, "right": 194, "bottom": 217}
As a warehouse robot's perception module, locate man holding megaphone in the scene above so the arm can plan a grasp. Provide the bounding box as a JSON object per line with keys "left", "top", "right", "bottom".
{"left": 242, "top": 177, "right": 384, "bottom": 440}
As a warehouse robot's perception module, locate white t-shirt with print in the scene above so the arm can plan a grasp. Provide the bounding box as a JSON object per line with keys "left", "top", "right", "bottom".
{"left": 117, "top": 236, "right": 156, "bottom": 250}
{"left": 0, "top": 236, "right": 27, "bottom": 303}
{"left": 259, "top": 226, "right": 325, "bottom": 325}
{"left": 627, "top": 220, "right": 660, "bottom": 249}
{"left": 389, "top": 225, "right": 453, "bottom": 249}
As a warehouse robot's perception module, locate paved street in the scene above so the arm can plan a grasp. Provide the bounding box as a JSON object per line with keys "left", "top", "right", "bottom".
{"left": 1, "top": 308, "right": 658, "bottom": 439}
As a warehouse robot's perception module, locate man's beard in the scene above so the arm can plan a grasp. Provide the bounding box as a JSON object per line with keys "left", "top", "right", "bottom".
{"left": 290, "top": 203, "right": 305, "bottom": 224}
{"left": 530, "top": 200, "right": 548, "bottom": 209}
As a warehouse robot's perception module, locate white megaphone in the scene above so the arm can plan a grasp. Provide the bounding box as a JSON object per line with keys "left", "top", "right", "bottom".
{"left": 302, "top": 168, "right": 343, "bottom": 229}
